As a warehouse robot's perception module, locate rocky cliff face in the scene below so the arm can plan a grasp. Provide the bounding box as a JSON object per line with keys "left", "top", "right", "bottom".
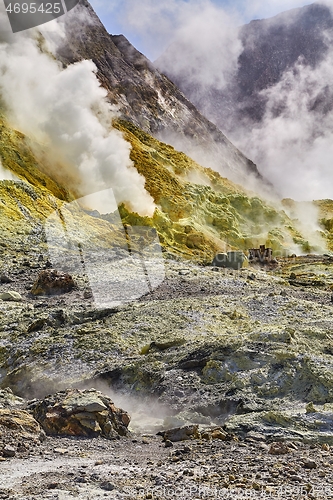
{"left": 55, "top": 0, "right": 263, "bottom": 187}
{"left": 235, "top": 3, "right": 333, "bottom": 125}
{"left": 157, "top": 3, "right": 333, "bottom": 134}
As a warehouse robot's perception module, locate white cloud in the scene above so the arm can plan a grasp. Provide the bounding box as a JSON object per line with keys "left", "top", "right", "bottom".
{"left": 155, "top": 2, "right": 242, "bottom": 90}
{"left": 239, "top": 0, "right": 313, "bottom": 20}
{"left": 234, "top": 43, "right": 333, "bottom": 200}
{"left": 90, "top": 0, "right": 313, "bottom": 58}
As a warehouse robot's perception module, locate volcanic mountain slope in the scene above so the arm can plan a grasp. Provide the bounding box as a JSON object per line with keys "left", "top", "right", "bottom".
{"left": 0, "top": 2, "right": 330, "bottom": 259}
{"left": 54, "top": 0, "right": 263, "bottom": 188}
{"left": 0, "top": 111, "right": 326, "bottom": 265}
{"left": 234, "top": 2, "right": 333, "bottom": 125}
{"left": 156, "top": 2, "right": 333, "bottom": 134}
{"left": 1, "top": 10, "right": 333, "bottom": 453}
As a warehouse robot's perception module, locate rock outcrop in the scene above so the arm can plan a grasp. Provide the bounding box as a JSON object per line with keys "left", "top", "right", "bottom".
{"left": 0, "top": 291, "right": 22, "bottom": 301}
{"left": 30, "top": 389, "right": 130, "bottom": 439}
{"left": 0, "top": 387, "right": 25, "bottom": 409}
{"left": 157, "top": 3, "right": 333, "bottom": 134}
{"left": 0, "top": 405, "right": 45, "bottom": 459}
{"left": 31, "top": 269, "right": 75, "bottom": 296}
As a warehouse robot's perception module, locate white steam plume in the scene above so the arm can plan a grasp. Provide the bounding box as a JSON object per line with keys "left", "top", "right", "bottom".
{"left": 0, "top": 6, "right": 155, "bottom": 216}
{"left": 154, "top": 3, "right": 242, "bottom": 94}
{"left": 144, "top": 0, "right": 333, "bottom": 202}
{"left": 90, "top": 0, "right": 312, "bottom": 60}
{"left": 0, "top": 159, "right": 19, "bottom": 180}
{"left": 234, "top": 41, "right": 333, "bottom": 201}
{"left": 123, "top": 0, "right": 243, "bottom": 88}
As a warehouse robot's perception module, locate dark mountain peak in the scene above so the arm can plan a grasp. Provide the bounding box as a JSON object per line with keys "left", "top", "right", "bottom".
{"left": 158, "top": 2, "right": 333, "bottom": 132}
{"left": 247, "top": 2, "right": 331, "bottom": 26}
{"left": 54, "top": 0, "right": 264, "bottom": 186}
{"left": 240, "top": 2, "right": 333, "bottom": 79}
{"left": 110, "top": 34, "right": 155, "bottom": 72}
{"left": 236, "top": 2, "right": 333, "bottom": 120}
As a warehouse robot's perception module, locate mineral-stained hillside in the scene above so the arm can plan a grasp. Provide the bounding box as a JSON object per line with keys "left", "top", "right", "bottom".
{"left": 0, "top": 112, "right": 323, "bottom": 263}
{"left": 115, "top": 120, "right": 327, "bottom": 258}
{"left": 0, "top": 4, "right": 333, "bottom": 453}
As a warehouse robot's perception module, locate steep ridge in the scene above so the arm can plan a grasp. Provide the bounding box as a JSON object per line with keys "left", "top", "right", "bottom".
{"left": 235, "top": 2, "right": 333, "bottom": 125}
{"left": 115, "top": 119, "right": 322, "bottom": 257}
{"left": 54, "top": 0, "right": 263, "bottom": 188}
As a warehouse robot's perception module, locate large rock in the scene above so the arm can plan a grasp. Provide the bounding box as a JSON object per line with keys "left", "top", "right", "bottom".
{"left": 161, "top": 425, "right": 200, "bottom": 442}
{"left": 30, "top": 388, "right": 130, "bottom": 439}
{"left": 31, "top": 269, "right": 75, "bottom": 296}
{"left": 0, "top": 409, "right": 45, "bottom": 442}
{"left": 212, "top": 251, "right": 246, "bottom": 270}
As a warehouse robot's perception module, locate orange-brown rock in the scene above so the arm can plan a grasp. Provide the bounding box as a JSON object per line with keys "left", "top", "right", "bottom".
{"left": 268, "top": 442, "right": 290, "bottom": 455}
{"left": 31, "top": 269, "right": 75, "bottom": 296}
{"left": 162, "top": 425, "right": 200, "bottom": 442}
{"left": 30, "top": 388, "right": 130, "bottom": 439}
{"left": 0, "top": 409, "right": 45, "bottom": 442}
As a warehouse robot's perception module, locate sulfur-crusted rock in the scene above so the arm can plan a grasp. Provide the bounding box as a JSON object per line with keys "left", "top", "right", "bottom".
{"left": 31, "top": 269, "right": 75, "bottom": 296}
{"left": 30, "top": 388, "right": 130, "bottom": 439}
{"left": 0, "top": 387, "right": 25, "bottom": 409}
{"left": 268, "top": 442, "right": 290, "bottom": 455}
{"left": 211, "top": 428, "right": 228, "bottom": 440}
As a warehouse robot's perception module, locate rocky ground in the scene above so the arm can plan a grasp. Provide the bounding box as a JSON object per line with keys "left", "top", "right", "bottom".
{"left": 1, "top": 248, "right": 333, "bottom": 498}
{"left": 1, "top": 431, "right": 333, "bottom": 499}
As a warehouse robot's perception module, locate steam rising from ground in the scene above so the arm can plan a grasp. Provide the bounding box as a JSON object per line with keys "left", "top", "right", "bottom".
{"left": 234, "top": 42, "right": 333, "bottom": 201}
{"left": 81, "top": 379, "right": 170, "bottom": 433}
{"left": 0, "top": 6, "right": 155, "bottom": 216}
{"left": 282, "top": 199, "right": 327, "bottom": 253}
{"left": 107, "top": 0, "right": 333, "bottom": 203}
{"left": 0, "top": 159, "right": 18, "bottom": 180}
{"left": 147, "top": 0, "right": 333, "bottom": 203}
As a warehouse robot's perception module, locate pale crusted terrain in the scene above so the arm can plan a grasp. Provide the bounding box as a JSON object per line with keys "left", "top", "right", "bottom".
{"left": 1, "top": 248, "right": 333, "bottom": 498}
{"left": 1, "top": 433, "right": 333, "bottom": 499}
{"left": 1, "top": 251, "right": 333, "bottom": 439}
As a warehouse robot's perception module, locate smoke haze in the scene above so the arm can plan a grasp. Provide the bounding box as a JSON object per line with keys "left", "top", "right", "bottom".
{"left": 233, "top": 45, "right": 333, "bottom": 200}
{"left": 0, "top": 5, "right": 155, "bottom": 216}
{"left": 1, "top": 0, "right": 332, "bottom": 209}
{"left": 148, "top": 0, "right": 333, "bottom": 203}
{"left": 90, "top": 0, "right": 312, "bottom": 60}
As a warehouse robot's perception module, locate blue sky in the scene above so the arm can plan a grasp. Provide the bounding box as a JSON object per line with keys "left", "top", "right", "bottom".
{"left": 90, "top": 0, "right": 313, "bottom": 59}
